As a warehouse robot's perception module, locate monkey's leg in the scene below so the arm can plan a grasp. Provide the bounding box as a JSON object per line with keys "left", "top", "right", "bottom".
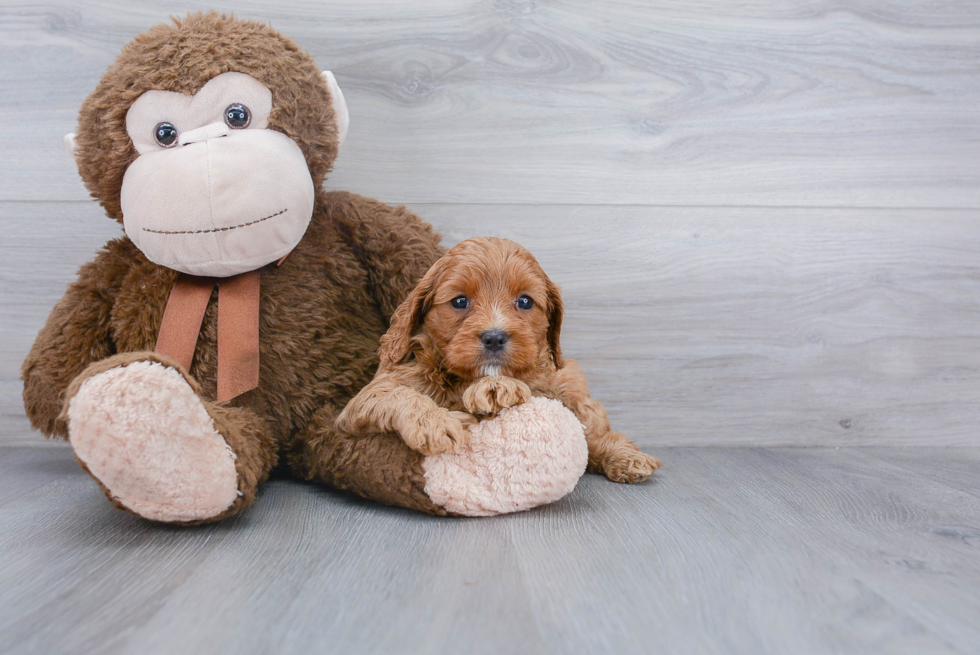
{"left": 64, "top": 352, "right": 277, "bottom": 525}
{"left": 291, "top": 398, "right": 587, "bottom": 517}
{"left": 290, "top": 403, "right": 449, "bottom": 515}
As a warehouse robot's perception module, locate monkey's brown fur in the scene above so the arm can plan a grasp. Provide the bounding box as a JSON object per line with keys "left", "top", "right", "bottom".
{"left": 22, "top": 13, "right": 449, "bottom": 521}
{"left": 338, "top": 238, "right": 662, "bottom": 482}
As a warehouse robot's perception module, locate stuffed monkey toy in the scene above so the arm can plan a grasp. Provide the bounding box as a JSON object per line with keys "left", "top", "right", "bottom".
{"left": 22, "top": 12, "right": 588, "bottom": 523}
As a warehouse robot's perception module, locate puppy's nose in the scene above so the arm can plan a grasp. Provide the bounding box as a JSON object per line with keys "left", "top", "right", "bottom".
{"left": 481, "top": 329, "right": 509, "bottom": 353}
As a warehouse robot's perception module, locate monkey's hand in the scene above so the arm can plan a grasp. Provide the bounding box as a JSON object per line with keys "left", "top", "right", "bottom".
{"left": 463, "top": 376, "right": 532, "bottom": 417}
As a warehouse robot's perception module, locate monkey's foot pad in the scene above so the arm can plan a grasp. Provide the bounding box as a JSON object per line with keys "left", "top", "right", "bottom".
{"left": 422, "top": 397, "right": 589, "bottom": 516}
{"left": 67, "top": 360, "right": 240, "bottom": 523}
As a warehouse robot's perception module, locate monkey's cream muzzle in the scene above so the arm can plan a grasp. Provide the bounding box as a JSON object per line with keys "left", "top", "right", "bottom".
{"left": 107, "top": 70, "right": 348, "bottom": 278}
{"left": 121, "top": 126, "right": 314, "bottom": 277}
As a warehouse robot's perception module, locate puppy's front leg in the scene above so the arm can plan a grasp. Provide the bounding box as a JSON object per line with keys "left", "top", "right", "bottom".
{"left": 550, "top": 360, "right": 661, "bottom": 483}
{"left": 337, "top": 377, "right": 474, "bottom": 456}
{"left": 463, "top": 376, "right": 532, "bottom": 417}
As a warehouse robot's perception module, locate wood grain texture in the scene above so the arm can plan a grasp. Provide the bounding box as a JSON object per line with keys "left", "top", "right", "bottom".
{"left": 3, "top": 201, "right": 978, "bottom": 446}
{"left": 1, "top": 446, "right": 979, "bottom": 654}
{"left": 3, "top": 5, "right": 978, "bottom": 653}
{"left": 1, "top": 1, "right": 979, "bottom": 206}
{"left": 860, "top": 448, "right": 980, "bottom": 499}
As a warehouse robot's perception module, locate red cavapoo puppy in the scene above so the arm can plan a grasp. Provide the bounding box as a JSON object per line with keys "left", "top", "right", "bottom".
{"left": 337, "top": 237, "right": 660, "bottom": 483}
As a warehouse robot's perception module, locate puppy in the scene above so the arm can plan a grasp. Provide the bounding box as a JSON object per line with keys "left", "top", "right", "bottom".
{"left": 336, "top": 237, "right": 661, "bottom": 484}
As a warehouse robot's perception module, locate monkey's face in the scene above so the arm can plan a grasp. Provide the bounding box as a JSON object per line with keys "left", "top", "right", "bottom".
{"left": 120, "top": 72, "right": 316, "bottom": 277}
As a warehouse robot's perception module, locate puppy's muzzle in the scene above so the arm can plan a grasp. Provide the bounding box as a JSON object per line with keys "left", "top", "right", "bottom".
{"left": 480, "top": 329, "right": 509, "bottom": 353}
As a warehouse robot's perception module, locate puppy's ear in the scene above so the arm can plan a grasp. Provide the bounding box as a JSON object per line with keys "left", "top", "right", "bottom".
{"left": 378, "top": 259, "right": 444, "bottom": 369}
{"left": 545, "top": 276, "right": 564, "bottom": 369}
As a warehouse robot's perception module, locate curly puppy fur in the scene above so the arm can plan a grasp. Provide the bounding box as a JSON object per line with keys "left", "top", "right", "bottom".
{"left": 22, "top": 12, "right": 452, "bottom": 521}
{"left": 337, "top": 237, "right": 662, "bottom": 483}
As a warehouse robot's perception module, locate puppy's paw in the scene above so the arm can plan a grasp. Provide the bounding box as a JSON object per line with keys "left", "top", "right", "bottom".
{"left": 448, "top": 410, "right": 479, "bottom": 432}
{"left": 599, "top": 447, "right": 662, "bottom": 484}
{"left": 402, "top": 408, "right": 473, "bottom": 456}
{"left": 463, "top": 376, "right": 532, "bottom": 416}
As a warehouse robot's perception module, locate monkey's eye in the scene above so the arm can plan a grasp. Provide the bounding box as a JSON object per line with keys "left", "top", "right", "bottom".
{"left": 153, "top": 122, "right": 179, "bottom": 148}
{"left": 451, "top": 296, "right": 469, "bottom": 310}
{"left": 224, "top": 103, "right": 251, "bottom": 129}
{"left": 516, "top": 295, "right": 534, "bottom": 310}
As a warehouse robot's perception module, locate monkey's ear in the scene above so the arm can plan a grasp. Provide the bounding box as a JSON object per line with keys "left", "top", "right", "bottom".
{"left": 322, "top": 71, "right": 349, "bottom": 147}
{"left": 64, "top": 132, "right": 77, "bottom": 157}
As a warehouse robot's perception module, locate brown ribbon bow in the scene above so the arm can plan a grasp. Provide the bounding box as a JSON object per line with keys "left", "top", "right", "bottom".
{"left": 155, "top": 271, "right": 261, "bottom": 402}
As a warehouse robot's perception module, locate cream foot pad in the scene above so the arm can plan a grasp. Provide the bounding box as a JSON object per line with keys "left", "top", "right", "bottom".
{"left": 67, "top": 361, "right": 240, "bottom": 522}
{"left": 423, "top": 397, "right": 588, "bottom": 516}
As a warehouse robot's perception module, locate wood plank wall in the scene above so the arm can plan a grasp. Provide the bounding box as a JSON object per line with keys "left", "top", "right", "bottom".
{"left": 2, "top": 1, "right": 978, "bottom": 446}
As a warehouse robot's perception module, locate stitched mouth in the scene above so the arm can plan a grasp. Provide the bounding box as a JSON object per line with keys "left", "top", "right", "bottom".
{"left": 142, "top": 208, "right": 287, "bottom": 235}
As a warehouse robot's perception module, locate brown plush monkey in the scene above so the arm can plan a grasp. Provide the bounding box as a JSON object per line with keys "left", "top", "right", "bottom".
{"left": 22, "top": 13, "right": 587, "bottom": 523}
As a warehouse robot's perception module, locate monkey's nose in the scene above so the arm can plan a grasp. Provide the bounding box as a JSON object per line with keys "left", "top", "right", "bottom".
{"left": 178, "top": 121, "right": 230, "bottom": 146}
{"left": 480, "top": 329, "right": 509, "bottom": 353}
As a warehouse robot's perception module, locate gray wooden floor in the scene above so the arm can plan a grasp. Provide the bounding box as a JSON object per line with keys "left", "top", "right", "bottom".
{"left": 1, "top": 445, "right": 978, "bottom": 655}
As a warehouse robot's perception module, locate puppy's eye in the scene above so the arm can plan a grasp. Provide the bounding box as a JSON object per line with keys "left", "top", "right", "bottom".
{"left": 224, "top": 103, "right": 251, "bottom": 129}
{"left": 516, "top": 295, "right": 534, "bottom": 310}
{"left": 450, "top": 296, "right": 469, "bottom": 310}
{"left": 154, "top": 122, "right": 179, "bottom": 148}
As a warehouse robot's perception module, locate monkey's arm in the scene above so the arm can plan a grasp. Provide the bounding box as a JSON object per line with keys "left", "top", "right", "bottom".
{"left": 325, "top": 191, "right": 445, "bottom": 321}
{"left": 21, "top": 241, "right": 131, "bottom": 439}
